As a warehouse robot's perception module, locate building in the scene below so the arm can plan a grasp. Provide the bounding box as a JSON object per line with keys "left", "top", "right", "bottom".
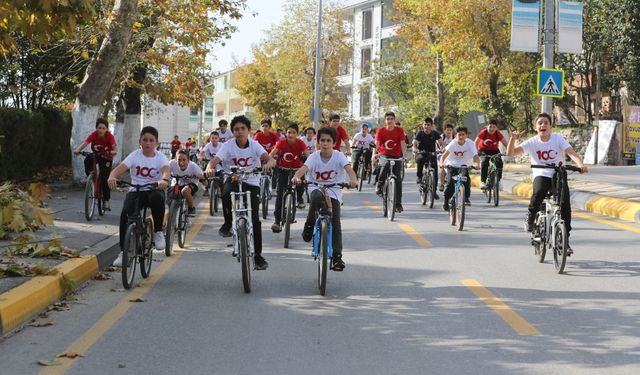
{"left": 338, "top": 0, "right": 399, "bottom": 124}
{"left": 211, "top": 69, "right": 256, "bottom": 127}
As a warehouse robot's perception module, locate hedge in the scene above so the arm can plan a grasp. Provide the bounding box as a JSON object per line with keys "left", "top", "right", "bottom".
{"left": 0, "top": 108, "right": 72, "bottom": 181}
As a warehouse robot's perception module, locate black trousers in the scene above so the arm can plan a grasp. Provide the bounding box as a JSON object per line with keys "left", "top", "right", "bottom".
{"left": 480, "top": 150, "right": 503, "bottom": 182}
{"left": 304, "top": 190, "right": 343, "bottom": 256}
{"left": 377, "top": 157, "right": 403, "bottom": 204}
{"left": 415, "top": 152, "right": 438, "bottom": 186}
{"left": 528, "top": 176, "right": 572, "bottom": 235}
{"left": 222, "top": 181, "right": 263, "bottom": 254}
{"left": 84, "top": 155, "right": 112, "bottom": 201}
{"left": 273, "top": 168, "right": 304, "bottom": 223}
{"left": 352, "top": 148, "right": 372, "bottom": 175}
{"left": 444, "top": 167, "right": 471, "bottom": 203}
{"left": 119, "top": 190, "right": 165, "bottom": 250}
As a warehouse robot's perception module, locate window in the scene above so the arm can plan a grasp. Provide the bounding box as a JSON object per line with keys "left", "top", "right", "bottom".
{"left": 361, "top": 47, "right": 372, "bottom": 78}
{"left": 214, "top": 76, "right": 227, "bottom": 94}
{"left": 362, "top": 9, "right": 372, "bottom": 40}
{"left": 338, "top": 53, "right": 352, "bottom": 76}
{"left": 381, "top": 0, "right": 397, "bottom": 28}
{"left": 360, "top": 86, "right": 371, "bottom": 117}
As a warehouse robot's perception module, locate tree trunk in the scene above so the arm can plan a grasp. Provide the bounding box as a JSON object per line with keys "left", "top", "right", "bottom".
{"left": 70, "top": 0, "right": 138, "bottom": 182}
{"left": 120, "top": 65, "right": 147, "bottom": 157}
{"left": 434, "top": 51, "right": 445, "bottom": 129}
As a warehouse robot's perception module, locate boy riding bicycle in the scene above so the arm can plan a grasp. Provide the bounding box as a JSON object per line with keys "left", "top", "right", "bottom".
{"left": 412, "top": 116, "right": 443, "bottom": 197}
{"left": 292, "top": 127, "right": 357, "bottom": 271}
{"left": 475, "top": 119, "right": 508, "bottom": 189}
{"left": 374, "top": 111, "right": 407, "bottom": 212}
{"left": 169, "top": 149, "right": 207, "bottom": 216}
{"left": 351, "top": 123, "right": 374, "bottom": 176}
{"left": 440, "top": 126, "right": 480, "bottom": 211}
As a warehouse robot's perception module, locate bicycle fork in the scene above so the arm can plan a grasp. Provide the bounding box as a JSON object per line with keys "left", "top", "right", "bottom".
{"left": 312, "top": 217, "right": 333, "bottom": 260}
{"left": 231, "top": 191, "right": 255, "bottom": 259}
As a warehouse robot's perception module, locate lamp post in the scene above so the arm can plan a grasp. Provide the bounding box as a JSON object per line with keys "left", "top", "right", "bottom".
{"left": 312, "top": 0, "right": 323, "bottom": 130}
{"left": 541, "top": 0, "right": 555, "bottom": 115}
{"left": 198, "top": 81, "right": 215, "bottom": 149}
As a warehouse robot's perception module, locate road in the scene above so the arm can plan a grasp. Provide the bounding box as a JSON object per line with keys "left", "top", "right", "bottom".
{"left": 2, "top": 170, "right": 640, "bottom": 375}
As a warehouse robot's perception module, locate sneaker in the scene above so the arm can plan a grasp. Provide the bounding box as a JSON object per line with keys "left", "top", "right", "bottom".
{"left": 332, "top": 256, "right": 345, "bottom": 271}
{"left": 271, "top": 222, "right": 282, "bottom": 233}
{"left": 480, "top": 182, "right": 486, "bottom": 190}
{"left": 465, "top": 200, "right": 471, "bottom": 206}
{"left": 375, "top": 188, "right": 383, "bottom": 197}
{"left": 443, "top": 201, "right": 449, "bottom": 211}
{"left": 566, "top": 247, "right": 574, "bottom": 257}
{"left": 218, "top": 224, "right": 232, "bottom": 238}
{"left": 395, "top": 204, "right": 403, "bottom": 213}
{"left": 438, "top": 184, "right": 444, "bottom": 192}
{"left": 434, "top": 193, "right": 440, "bottom": 200}
{"left": 297, "top": 202, "right": 306, "bottom": 209}
{"left": 112, "top": 253, "right": 123, "bottom": 266}
{"left": 202, "top": 189, "right": 210, "bottom": 197}
{"left": 187, "top": 207, "right": 196, "bottom": 216}
{"left": 254, "top": 254, "right": 268, "bottom": 270}
{"left": 416, "top": 177, "right": 422, "bottom": 184}
{"left": 153, "top": 231, "right": 166, "bottom": 250}
{"left": 103, "top": 200, "right": 110, "bottom": 211}
{"left": 302, "top": 225, "right": 313, "bottom": 242}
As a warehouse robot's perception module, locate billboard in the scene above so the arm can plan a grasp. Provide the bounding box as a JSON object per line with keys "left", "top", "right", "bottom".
{"left": 558, "top": 1, "right": 583, "bottom": 54}
{"left": 623, "top": 106, "right": 640, "bottom": 159}
{"left": 510, "top": 0, "right": 541, "bottom": 52}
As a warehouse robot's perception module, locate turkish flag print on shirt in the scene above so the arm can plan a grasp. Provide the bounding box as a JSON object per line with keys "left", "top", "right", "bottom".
{"left": 274, "top": 138, "right": 307, "bottom": 168}
{"left": 85, "top": 131, "right": 117, "bottom": 160}
{"left": 253, "top": 131, "right": 280, "bottom": 153}
{"left": 375, "top": 126, "right": 406, "bottom": 158}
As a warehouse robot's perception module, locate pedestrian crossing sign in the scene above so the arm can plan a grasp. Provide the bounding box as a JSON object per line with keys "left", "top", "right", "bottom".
{"left": 537, "top": 68, "right": 565, "bottom": 98}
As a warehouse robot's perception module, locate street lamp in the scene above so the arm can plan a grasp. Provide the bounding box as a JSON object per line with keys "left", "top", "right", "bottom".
{"left": 312, "top": 0, "right": 323, "bottom": 130}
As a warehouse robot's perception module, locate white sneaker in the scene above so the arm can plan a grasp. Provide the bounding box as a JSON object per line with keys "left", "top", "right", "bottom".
{"left": 153, "top": 231, "right": 166, "bottom": 250}
{"left": 113, "top": 253, "right": 123, "bottom": 266}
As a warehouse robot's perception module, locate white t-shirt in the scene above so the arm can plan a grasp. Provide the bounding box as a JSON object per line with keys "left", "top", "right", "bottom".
{"left": 202, "top": 142, "right": 221, "bottom": 160}
{"left": 300, "top": 135, "right": 316, "bottom": 151}
{"left": 444, "top": 139, "right": 478, "bottom": 167}
{"left": 519, "top": 133, "right": 572, "bottom": 178}
{"left": 216, "top": 139, "right": 266, "bottom": 187}
{"left": 305, "top": 150, "right": 349, "bottom": 202}
{"left": 216, "top": 128, "right": 234, "bottom": 143}
{"left": 169, "top": 160, "right": 204, "bottom": 185}
{"left": 188, "top": 144, "right": 199, "bottom": 157}
{"left": 122, "top": 149, "right": 170, "bottom": 191}
{"left": 352, "top": 133, "right": 374, "bottom": 150}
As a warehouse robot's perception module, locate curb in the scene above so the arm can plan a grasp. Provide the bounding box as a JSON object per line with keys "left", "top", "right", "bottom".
{"left": 0, "top": 237, "right": 119, "bottom": 337}
{"left": 470, "top": 175, "right": 640, "bottom": 224}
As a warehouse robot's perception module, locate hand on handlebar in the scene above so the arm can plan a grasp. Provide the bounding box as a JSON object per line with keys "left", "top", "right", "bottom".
{"left": 107, "top": 177, "right": 117, "bottom": 190}
{"left": 291, "top": 176, "right": 303, "bottom": 185}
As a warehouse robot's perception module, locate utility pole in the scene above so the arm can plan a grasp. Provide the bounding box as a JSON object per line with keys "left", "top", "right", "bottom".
{"left": 312, "top": 0, "right": 323, "bottom": 130}
{"left": 541, "top": 0, "right": 556, "bottom": 115}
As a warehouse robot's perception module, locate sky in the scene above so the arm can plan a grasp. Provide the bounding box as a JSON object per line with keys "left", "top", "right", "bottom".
{"left": 208, "top": 0, "right": 289, "bottom": 73}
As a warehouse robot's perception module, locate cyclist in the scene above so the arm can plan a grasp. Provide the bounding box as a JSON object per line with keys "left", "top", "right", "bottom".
{"left": 199, "top": 131, "right": 223, "bottom": 197}
{"left": 374, "top": 111, "right": 407, "bottom": 212}
{"left": 170, "top": 135, "right": 181, "bottom": 159}
{"left": 73, "top": 117, "right": 117, "bottom": 211}
{"left": 412, "top": 117, "right": 443, "bottom": 198}
{"left": 107, "top": 126, "right": 170, "bottom": 265}
{"left": 475, "top": 119, "right": 508, "bottom": 189}
{"left": 292, "top": 127, "right": 357, "bottom": 271}
{"left": 328, "top": 114, "right": 351, "bottom": 155}
{"left": 351, "top": 123, "right": 374, "bottom": 177}
{"left": 506, "top": 113, "right": 588, "bottom": 253}
{"left": 300, "top": 126, "right": 317, "bottom": 152}
{"left": 253, "top": 118, "right": 280, "bottom": 154}
{"left": 205, "top": 115, "right": 276, "bottom": 271}
{"left": 215, "top": 119, "right": 233, "bottom": 143}
{"left": 438, "top": 124, "right": 454, "bottom": 191}
{"left": 185, "top": 138, "right": 199, "bottom": 162}
{"left": 269, "top": 123, "right": 310, "bottom": 232}
{"left": 169, "top": 149, "right": 206, "bottom": 216}
{"left": 440, "top": 125, "right": 480, "bottom": 211}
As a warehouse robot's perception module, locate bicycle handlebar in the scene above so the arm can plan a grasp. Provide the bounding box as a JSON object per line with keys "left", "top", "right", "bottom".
{"left": 78, "top": 151, "right": 111, "bottom": 158}
{"left": 306, "top": 181, "right": 348, "bottom": 189}
{"left": 531, "top": 163, "right": 582, "bottom": 172}
{"left": 117, "top": 181, "right": 159, "bottom": 190}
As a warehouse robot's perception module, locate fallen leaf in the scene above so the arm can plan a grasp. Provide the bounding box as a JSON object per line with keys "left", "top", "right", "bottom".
{"left": 47, "top": 302, "right": 69, "bottom": 311}
{"left": 56, "top": 352, "right": 84, "bottom": 359}
{"left": 29, "top": 321, "right": 53, "bottom": 327}
{"left": 105, "top": 266, "right": 121, "bottom": 272}
{"left": 110, "top": 288, "right": 126, "bottom": 292}
{"left": 129, "top": 298, "right": 146, "bottom": 303}
{"left": 93, "top": 272, "right": 112, "bottom": 280}
{"left": 37, "top": 360, "right": 62, "bottom": 366}
{"left": 38, "top": 312, "right": 49, "bottom": 319}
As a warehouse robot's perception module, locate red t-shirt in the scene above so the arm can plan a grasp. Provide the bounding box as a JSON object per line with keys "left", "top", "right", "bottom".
{"left": 476, "top": 128, "right": 504, "bottom": 152}
{"left": 170, "top": 139, "right": 181, "bottom": 151}
{"left": 333, "top": 125, "right": 349, "bottom": 151}
{"left": 253, "top": 131, "right": 280, "bottom": 153}
{"left": 274, "top": 139, "right": 307, "bottom": 168}
{"left": 375, "top": 126, "right": 406, "bottom": 158}
{"left": 85, "top": 131, "right": 117, "bottom": 161}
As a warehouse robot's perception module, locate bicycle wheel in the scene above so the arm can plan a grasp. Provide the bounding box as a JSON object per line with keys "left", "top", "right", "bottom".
{"left": 533, "top": 212, "right": 546, "bottom": 263}
{"left": 165, "top": 200, "right": 177, "bottom": 256}
{"left": 367, "top": 166, "right": 372, "bottom": 184}
{"left": 357, "top": 163, "right": 365, "bottom": 191}
{"left": 177, "top": 201, "right": 187, "bottom": 248}
{"left": 553, "top": 221, "right": 568, "bottom": 274}
{"left": 400, "top": 163, "right": 406, "bottom": 181}
{"left": 214, "top": 184, "right": 221, "bottom": 213}
{"left": 485, "top": 174, "right": 493, "bottom": 203}
{"left": 261, "top": 182, "right": 269, "bottom": 220}
{"left": 121, "top": 223, "right": 137, "bottom": 289}
{"left": 449, "top": 199, "right": 457, "bottom": 226}
{"left": 420, "top": 178, "right": 427, "bottom": 206}
{"left": 237, "top": 218, "right": 251, "bottom": 293}
{"left": 428, "top": 170, "right": 436, "bottom": 209}
{"left": 456, "top": 184, "right": 466, "bottom": 231}
{"left": 283, "top": 193, "right": 294, "bottom": 248}
{"left": 140, "top": 217, "right": 154, "bottom": 278}
{"left": 209, "top": 181, "right": 215, "bottom": 216}
{"left": 382, "top": 181, "right": 388, "bottom": 218}
{"left": 387, "top": 178, "right": 396, "bottom": 222}
{"left": 84, "top": 174, "right": 96, "bottom": 221}
{"left": 317, "top": 220, "right": 329, "bottom": 296}
{"left": 493, "top": 177, "right": 500, "bottom": 207}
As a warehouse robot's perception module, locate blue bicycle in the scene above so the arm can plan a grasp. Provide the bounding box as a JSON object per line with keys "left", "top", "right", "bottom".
{"left": 309, "top": 182, "right": 345, "bottom": 296}
{"left": 446, "top": 165, "right": 477, "bottom": 231}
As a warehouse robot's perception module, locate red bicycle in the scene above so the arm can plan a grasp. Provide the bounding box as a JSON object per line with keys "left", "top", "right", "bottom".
{"left": 79, "top": 151, "right": 109, "bottom": 221}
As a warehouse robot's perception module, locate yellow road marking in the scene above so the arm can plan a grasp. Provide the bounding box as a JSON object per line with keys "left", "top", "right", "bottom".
{"left": 39, "top": 207, "right": 210, "bottom": 375}
{"left": 462, "top": 279, "right": 540, "bottom": 336}
{"left": 398, "top": 223, "right": 432, "bottom": 248}
{"left": 362, "top": 200, "right": 383, "bottom": 212}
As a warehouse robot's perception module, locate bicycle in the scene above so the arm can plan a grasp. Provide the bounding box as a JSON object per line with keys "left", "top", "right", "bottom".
{"left": 417, "top": 151, "right": 438, "bottom": 208}
{"left": 380, "top": 157, "right": 404, "bottom": 221}
{"left": 118, "top": 181, "right": 157, "bottom": 289}
{"left": 530, "top": 163, "right": 581, "bottom": 274}
{"left": 208, "top": 172, "right": 222, "bottom": 216}
{"left": 446, "top": 166, "right": 476, "bottom": 231}
{"left": 165, "top": 175, "right": 196, "bottom": 256}
{"left": 307, "top": 182, "right": 346, "bottom": 296}
{"left": 280, "top": 168, "right": 299, "bottom": 248}
{"left": 259, "top": 171, "right": 273, "bottom": 220}
{"left": 79, "top": 151, "right": 109, "bottom": 221}
{"left": 225, "top": 166, "right": 262, "bottom": 293}
{"left": 482, "top": 153, "right": 502, "bottom": 207}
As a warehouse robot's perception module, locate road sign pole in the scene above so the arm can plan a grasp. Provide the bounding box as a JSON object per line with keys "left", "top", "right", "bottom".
{"left": 541, "top": 0, "right": 555, "bottom": 115}
{"left": 312, "top": 0, "right": 323, "bottom": 130}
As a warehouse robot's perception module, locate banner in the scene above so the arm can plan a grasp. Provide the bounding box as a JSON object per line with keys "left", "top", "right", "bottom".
{"left": 510, "top": 0, "right": 541, "bottom": 52}
{"left": 204, "top": 97, "right": 214, "bottom": 125}
{"left": 623, "top": 106, "right": 640, "bottom": 159}
{"left": 558, "top": 1, "right": 583, "bottom": 54}
{"left": 584, "top": 120, "right": 617, "bottom": 165}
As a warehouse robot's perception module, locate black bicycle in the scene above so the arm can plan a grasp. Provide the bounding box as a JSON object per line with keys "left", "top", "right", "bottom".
{"left": 118, "top": 181, "right": 157, "bottom": 289}
{"left": 482, "top": 153, "right": 502, "bottom": 207}
{"left": 208, "top": 172, "right": 222, "bottom": 216}
{"left": 417, "top": 151, "right": 438, "bottom": 208}
{"left": 381, "top": 157, "right": 404, "bottom": 221}
{"left": 351, "top": 145, "right": 373, "bottom": 191}
{"left": 280, "top": 168, "right": 299, "bottom": 248}
{"left": 165, "top": 175, "right": 196, "bottom": 256}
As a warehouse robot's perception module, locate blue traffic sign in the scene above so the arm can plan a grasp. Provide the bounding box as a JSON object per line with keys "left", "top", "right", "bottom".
{"left": 537, "top": 68, "right": 564, "bottom": 98}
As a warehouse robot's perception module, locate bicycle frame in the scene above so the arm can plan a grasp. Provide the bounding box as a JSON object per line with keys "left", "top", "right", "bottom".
{"left": 227, "top": 167, "right": 261, "bottom": 259}
{"left": 449, "top": 166, "right": 471, "bottom": 207}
